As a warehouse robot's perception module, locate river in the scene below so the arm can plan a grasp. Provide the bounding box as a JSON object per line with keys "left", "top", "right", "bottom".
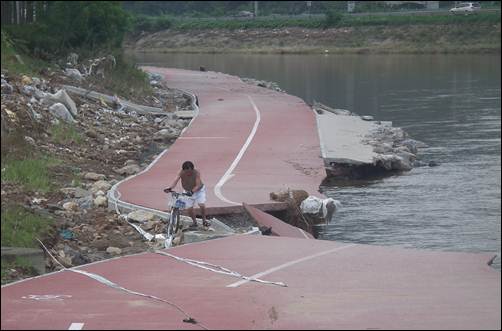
{"left": 129, "top": 52, "right": 501, "bottom": 270}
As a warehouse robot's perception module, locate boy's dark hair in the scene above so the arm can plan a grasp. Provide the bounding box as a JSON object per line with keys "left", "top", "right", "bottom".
{"left": 182, "top": 161, "right": 194, "bottom": 170}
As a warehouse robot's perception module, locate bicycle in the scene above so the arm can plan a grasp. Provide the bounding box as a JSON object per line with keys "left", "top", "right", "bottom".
{"left": 163, "top": 188, "right": 192, "bottom": 247}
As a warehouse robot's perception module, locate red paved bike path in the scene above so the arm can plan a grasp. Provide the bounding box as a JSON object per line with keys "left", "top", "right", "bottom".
{"left": 2, "top": 235, "right": 500, "bottom": 330}
{"left": 115, "top": 68, "right": 326, "bottom": 214}
{"left": 2, "top": 69, "right": 500, "bottom": 330}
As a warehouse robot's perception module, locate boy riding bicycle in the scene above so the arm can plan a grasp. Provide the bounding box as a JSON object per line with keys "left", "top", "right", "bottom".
{"left": 164, "top": 161, "right": 210, "bottom": 228}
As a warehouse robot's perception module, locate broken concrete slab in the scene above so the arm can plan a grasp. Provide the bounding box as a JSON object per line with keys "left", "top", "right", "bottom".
{"left": 315, "top": 106, "right": 421, "bottom": 178}
{"left": 316, "top": 110, "right": 380, "bottom": 165}
{"left": 243, "top": 203, "right": 314, "bottom": 239}
{"left": 174, "top": 110, "right": 195, "bottom": 119}
{"left": 62, "top": 85, "right": 166, "bottom": 116}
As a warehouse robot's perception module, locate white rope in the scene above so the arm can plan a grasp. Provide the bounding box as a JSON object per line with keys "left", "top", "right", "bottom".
{"left": 36, "top": 238, "right": 208, "bottom": 329}
{"left": 155, "top": 250, "right": 287, "bottom": 287}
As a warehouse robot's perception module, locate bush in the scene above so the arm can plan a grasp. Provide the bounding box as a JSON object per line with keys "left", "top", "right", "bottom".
{"left": 95, "top": 51, "right": 152, "bottom": 100}
{"left": 133, "top": 15, "right": 172, "bottom": 33}
{"left": 324, "top": 9, "right": 343, "bottom": 28}
{"left": 5, "top": 1, "right": 131, "bottom": 56}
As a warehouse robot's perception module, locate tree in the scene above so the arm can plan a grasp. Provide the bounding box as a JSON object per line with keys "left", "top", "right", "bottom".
{"left": 4, "top": 1, "right": 132, "bottom": 55}
{"left": 323, "top": 2, "right": 343, "bottom": 28}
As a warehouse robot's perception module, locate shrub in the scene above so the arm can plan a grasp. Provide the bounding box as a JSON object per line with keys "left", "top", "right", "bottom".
{"left": 5, "top": 1, "right": 131, "bottom": 56}
{"left": 324, "top": 9, "right": 343, "bottom": 28}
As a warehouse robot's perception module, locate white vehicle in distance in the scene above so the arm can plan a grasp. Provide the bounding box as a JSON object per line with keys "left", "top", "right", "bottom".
{"left": 450, "top": 2, "right": 481, "bottom": 14}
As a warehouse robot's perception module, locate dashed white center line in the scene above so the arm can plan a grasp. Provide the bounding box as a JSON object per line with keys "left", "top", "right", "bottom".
{"left": 226, "top": 244, "right": 357, "bottom": 288}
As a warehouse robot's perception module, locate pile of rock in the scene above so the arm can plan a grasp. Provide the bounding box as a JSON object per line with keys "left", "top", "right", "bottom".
{"left": 363, "top": 126, "right": 428, "bottom": 171}
{"left": 1, "top": 66, "right": 197, "bottom": 276}
{"left": 1, "top": 71, "right": 78, "bottom": 127}
{"left": 313, "top": 100, "right": 430, "bottom": 174}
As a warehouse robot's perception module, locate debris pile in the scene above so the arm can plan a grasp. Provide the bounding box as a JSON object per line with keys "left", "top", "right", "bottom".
{"left": 1, "top": 62, "right": 197, "bottom": 280}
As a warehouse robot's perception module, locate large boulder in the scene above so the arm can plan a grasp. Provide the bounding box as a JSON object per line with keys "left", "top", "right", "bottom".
{"left": 48, "top": 103, "right": 75, "bottom": 123}
{"left": 114, "top": 164, "right": 141, "bottom": 176}
{"left": 127, "top": 209, "right": 156, "bottom": 223}
{"left": 90, "top": 180, "right": 112, "bottom": 194}
{"left": 94, "top": 195, "right": 108, "bottom": 207}
{"left": 43, "top": 89, "right": 78, "bottom": 117}
{"left": 64, "top": 68, "right": 83, "bottom": 81}
{"left": 21, "top": 75, "right": 32, "bottom": 85}
{"left": 62, "top": 201, "right": 79, "bottom": 211}
{"left": 84, "top": 172, "right": 106, "bottom": 181}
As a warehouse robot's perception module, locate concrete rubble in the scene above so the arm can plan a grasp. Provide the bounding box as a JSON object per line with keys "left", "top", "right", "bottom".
{"left": 0, "top": 63, "right": 200, "bottom": 282}
{"left": 314, "top": 101, "right": 429, "bottom": 178}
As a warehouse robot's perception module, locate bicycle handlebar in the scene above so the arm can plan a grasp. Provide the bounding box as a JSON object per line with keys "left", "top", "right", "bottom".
{"left": 163, "top": 188, "right": 193, "bottom": 196}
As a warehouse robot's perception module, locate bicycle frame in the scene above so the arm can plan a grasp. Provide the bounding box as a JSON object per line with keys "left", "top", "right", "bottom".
{"left": 164, "top": 190, "right": 192, "bottom": 247}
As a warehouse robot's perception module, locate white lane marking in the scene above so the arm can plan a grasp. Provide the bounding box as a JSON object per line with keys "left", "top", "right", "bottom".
{"left": 226, "top": 244, "right": 357, "bottom": 288}
{"left": 22, "top": 294, "right": 72, "bottom": 301}
{"left": 178, "top": 136, "right": 228, "bottom": 139}
{"left": 298, "top": 228, "right": 310, "bottom": 239}
{"left": 68, "top": 323, "right": 84, "bottom": 330}
{"left": 214, "top": 95, "right": 261, "bottom": 205}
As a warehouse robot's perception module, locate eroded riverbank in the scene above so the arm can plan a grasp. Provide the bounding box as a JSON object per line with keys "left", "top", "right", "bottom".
{"left": 126, "top": 24, "right": 501, "bottom": 54}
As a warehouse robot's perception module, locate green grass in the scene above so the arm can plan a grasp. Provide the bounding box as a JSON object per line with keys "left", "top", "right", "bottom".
{"left": 1, "top": 156, "right": 61, "bottom": 193}
{"left": 1, "top": 206, "right": 54, "bottom": 248}
{"left": 86, "top": 51, "right": 152, "bottom": 100}
{"left": 131, "top": 11, "right": 500, "bottom": 32}
{"left": 50, "top": 123, "right": 83, "bottom": 145}
{"left": 108, "top": 57, "right": 152, "bottom": 99}
{"left": 1, "top": 30, "right": 50, "bottom": 75}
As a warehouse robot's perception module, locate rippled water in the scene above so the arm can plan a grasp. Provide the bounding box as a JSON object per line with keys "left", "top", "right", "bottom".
{"left": 130, "top": 52, "right": 501, "bottom": 269}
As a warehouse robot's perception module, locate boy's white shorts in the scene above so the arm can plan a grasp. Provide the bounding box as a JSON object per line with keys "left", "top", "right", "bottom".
{"left": 184, "top": 185, "right": 206, "bottom": 208}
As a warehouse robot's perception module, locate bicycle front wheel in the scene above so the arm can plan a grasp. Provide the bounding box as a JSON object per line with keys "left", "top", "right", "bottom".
{"left": 168, "top": 209, "right": 180, "bottom": 236}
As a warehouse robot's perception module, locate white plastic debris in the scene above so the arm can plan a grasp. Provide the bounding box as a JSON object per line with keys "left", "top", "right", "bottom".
{"left": 127, "top": 221, "right": 154, "bottom": 241}
{"left": 300, "top": 196, "right": 323, "bottom": 215}
{"left": 300, "top": 196, "right": 341, "bottom": 222}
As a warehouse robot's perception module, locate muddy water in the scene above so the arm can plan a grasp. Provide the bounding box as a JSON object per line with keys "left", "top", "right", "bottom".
{"left": 130, "top": 52, "right": 501, "bottom": 269}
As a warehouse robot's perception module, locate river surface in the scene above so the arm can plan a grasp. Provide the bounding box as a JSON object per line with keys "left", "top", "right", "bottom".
{"left": 130, "top": 52, "right": 501, "bottom": 270}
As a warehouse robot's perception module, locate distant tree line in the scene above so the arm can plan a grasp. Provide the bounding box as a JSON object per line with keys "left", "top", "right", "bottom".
{"left": 122, "top": 1, "right": 499, "bottom": 17}
{"left": 2, "top": 1, "right": 131, "bottom": 56}
{"left": 1, "top": 1, "right": 48, "bottom": 25}
{"left": 122, "top": 1, "right": 342, "bottom": 17}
